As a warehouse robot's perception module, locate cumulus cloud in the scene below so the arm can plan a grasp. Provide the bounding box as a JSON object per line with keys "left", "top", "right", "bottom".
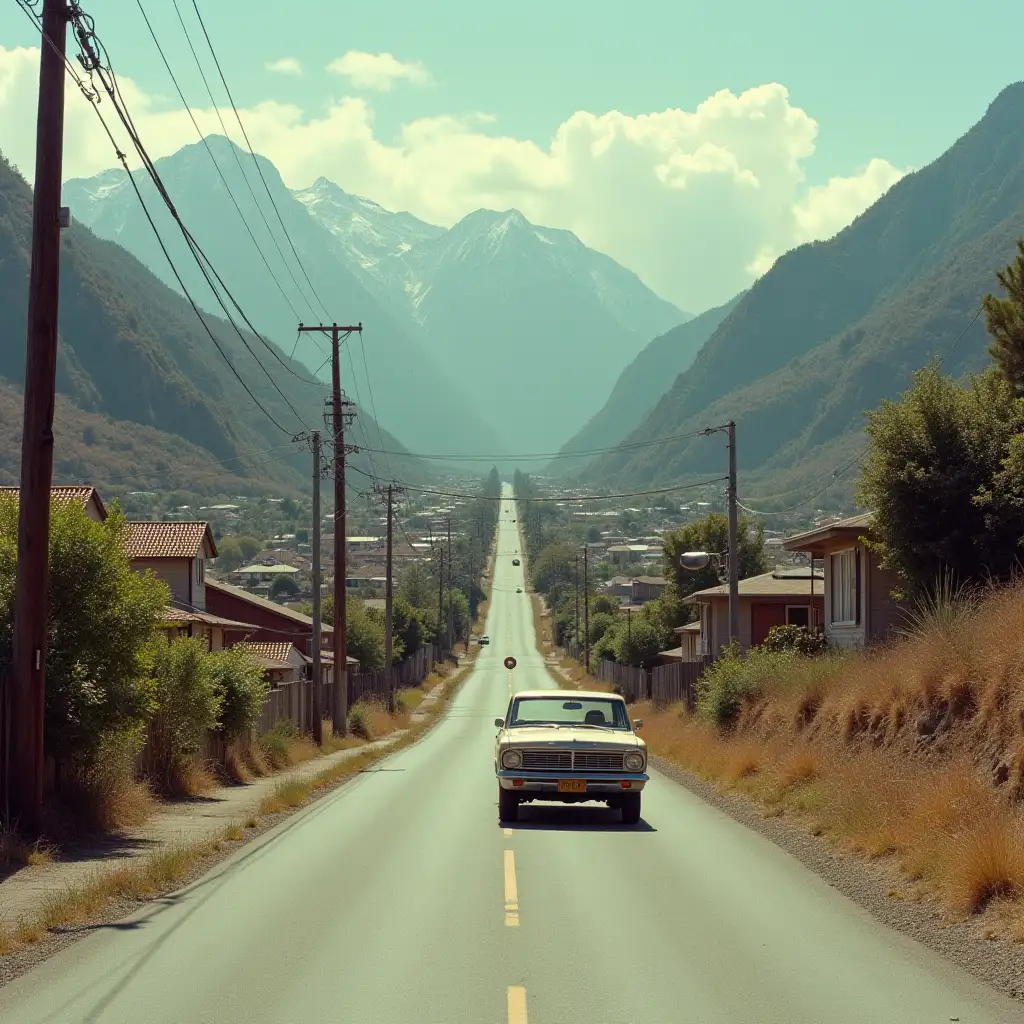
{"left": 0, "top": 45, "right": 904, "bottom": 310}
{"left": 326, "top": 51, "right": 431, "bottom": 91}
{"left": 265, "top": 57, "right": 301, "bottom": 76}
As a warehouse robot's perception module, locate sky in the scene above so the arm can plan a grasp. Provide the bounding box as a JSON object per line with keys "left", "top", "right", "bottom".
{"left": 0, "top": 0, "right": 1021, "bottom": 313}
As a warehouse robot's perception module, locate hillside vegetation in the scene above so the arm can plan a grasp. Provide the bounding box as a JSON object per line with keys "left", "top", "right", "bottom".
{"left": 586, "top": 83, "right": 1024, "bottom": 499}
{"left": 0, "top": 152, "right": 419, "bottom": 492}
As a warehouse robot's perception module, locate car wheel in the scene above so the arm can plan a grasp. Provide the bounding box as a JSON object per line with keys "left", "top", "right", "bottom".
{"left": 620, "top": 793, "right": 641, "bottom": 825}
{"left": 498, "top": 786, "right": 519, "bottom": 824}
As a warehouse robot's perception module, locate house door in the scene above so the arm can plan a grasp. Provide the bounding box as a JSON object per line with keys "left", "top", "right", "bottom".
{"left": 750, "top": 603, "right": 786, "bottom": 647}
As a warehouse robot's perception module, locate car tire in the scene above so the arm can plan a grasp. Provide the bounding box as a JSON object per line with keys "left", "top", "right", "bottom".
{"left": 620, "top": 793, "right": 641, "bottom": 825}
{"left": 498, "top": 786, "right": 519, "bottom": 824}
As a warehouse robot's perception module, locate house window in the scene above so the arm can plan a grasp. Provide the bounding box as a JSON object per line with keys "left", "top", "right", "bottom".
{"left": 196, "top": 557, "right": 205, "bottom": 584}
{"left": 830, "top": 549, "right": 857, "bottom": 624}
{"left": 786, "top": 605, "right": 810, "bottom": 629}
{"left": 698, "top": 604, "right": 710, "bottom": 656}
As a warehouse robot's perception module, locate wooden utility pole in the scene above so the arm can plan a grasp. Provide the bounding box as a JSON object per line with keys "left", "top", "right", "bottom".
{"left": 583, "top": 545, "right": 590, "bottom": 674}
{"left": 574, "top": 555, "right": 580, "bottom": 662}
{"left": 446, "top": 518, "right": 453, "bottom": 653}
{"left": 6, "top": 0, "right": 71, "bottom": 835}
{"left": 309, "top": 431, "right": 323, "bottom": 745}
{"left": 297, "top": 322, "right": 360, "bottom": 736}
{"left": 726, "top": 421, "right": 740, "bottom": 647}
{"left": 376, "top": 483, "right": 405, "bottom": 702}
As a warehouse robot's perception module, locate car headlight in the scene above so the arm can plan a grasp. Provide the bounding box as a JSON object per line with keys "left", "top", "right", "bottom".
{"left": 501, "top": 749, "right": 522, "bottom": 769}
{"left": 624, "top": 752, "right": 645, "bottom": 772}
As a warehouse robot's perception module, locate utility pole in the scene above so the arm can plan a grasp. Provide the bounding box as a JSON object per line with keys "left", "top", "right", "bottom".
{"left": 446, "top": 518, "right": 453, "bottom": 654}
{"left": 727, "top": 420, "right": 740, "bottom": 647}
{"left": 298, "top": 322, "right": 361, "bottom": 736}
{"left": 309, "top": 432, "right": 323, "bottom": 745}
{"left": 374, "top": 483, "right": 405, "bottom": 704}
{"left": 574, "top": 554, "right": 580, "bottom": 661}
{"left": 6, "top": 0, "right": 71, "bottom": 835}
{"left": 583, "top": 545, "right": 590, "bottom": 674}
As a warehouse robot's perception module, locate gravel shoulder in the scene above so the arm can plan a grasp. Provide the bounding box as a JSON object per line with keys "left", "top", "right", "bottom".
{"left": 650, "top": 752, "right": 1024, "bottom": 1003}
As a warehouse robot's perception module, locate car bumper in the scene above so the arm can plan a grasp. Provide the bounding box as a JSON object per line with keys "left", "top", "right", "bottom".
{"left": 496, "top": 770, "right": 648, "bottom": 795}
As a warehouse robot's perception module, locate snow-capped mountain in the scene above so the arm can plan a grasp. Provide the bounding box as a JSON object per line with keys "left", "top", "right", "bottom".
{"left": 63, "top": 136, "right": 688, "bottom": 452}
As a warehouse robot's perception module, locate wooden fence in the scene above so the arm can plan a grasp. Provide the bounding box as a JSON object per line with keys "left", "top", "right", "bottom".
{"left": 594, "top": 657, "right": 710, "bottom": 709}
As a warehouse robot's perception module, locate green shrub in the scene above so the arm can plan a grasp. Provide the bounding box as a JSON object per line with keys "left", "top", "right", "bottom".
{"left": 256, "top": 721, "right": 299, "bottom": 769}
{"left": 348, "top": 702, "right": 374, "bottom": 740}
{"left": 149, "top": 636, "right": 222, "bottom": 792}
{"left": 697, "top": 646, "right": 797, "bottom": 728}
{"left": 760, "top": 624, "right": 830, "bottom": 657}
{"left": 209, "top": 646, "right": 268, "bottom": 741}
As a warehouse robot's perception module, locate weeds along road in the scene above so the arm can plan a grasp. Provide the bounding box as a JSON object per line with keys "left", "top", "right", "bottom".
{"left": 1, "top": 485, "right": 1022, "bottom": 1024}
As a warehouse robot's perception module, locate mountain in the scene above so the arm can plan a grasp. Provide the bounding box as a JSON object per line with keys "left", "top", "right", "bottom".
{"left": 61, "top": 137, "right": 503, "bottom": 459}
{"left": 289, "top": 186, "right": 689, "bottom": 452}
{"left": 0, "top": 152, "right": 421, "bottom": 495}
{"left": 557, "top": 293, "right": 744, "bottom": 460}
{"left": 585, "top": 83, "right": 1024, "bottom": 499}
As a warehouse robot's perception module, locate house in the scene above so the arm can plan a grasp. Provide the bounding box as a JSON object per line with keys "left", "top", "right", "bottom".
{"left": 684, "top": 566, "right": 825, "bottom": 658}
{"left": 159, "top": 607, "right": 258, "bottom": 652}
{"left": 606, "top": 544, "right": 652, "bottom": 566}
{"left": 125, "top": 521, "right": 218, "bottom": 610}
{"left": 206, "top": 578, "right": 358, "bottom": 672}
{"left": 671, "top": 620, "right": 703, "bottom": 662}
{"left": 600, "top": 576, "right": 634, "bottom": 603}
{"left": 0, "top": 484, "right": 107, "bottom": 521}
{"left": 782, "top": 513, "right": 905, "bottom": 648}
{"left": 232, "top": 562, "right": 301, "bottom": 584}
{"left": 235, "top": 641, "right": 306, "bottom": 685}
{"left": 631, "top": 576, "right": 667, "bottom": 605}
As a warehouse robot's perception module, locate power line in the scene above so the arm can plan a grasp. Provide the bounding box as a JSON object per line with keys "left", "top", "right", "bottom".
{"left": 136, "top": 0, "right": 305, "bottom": 328}
{"left": 189, "top": 0, "right": 334, "bottom": 321}
{"left": 168, "top": 0, "right": 317, "bottom": 324}
{"left": 737, "top": 451, "right": 865, "bottom": 516}
{"left": 357, "top": 328, "right": 395, "bottom": 482}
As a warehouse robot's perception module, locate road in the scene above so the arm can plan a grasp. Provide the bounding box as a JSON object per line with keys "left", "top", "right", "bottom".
{"left": 1, "top": 485, "right": 1022, "bottom": 1023}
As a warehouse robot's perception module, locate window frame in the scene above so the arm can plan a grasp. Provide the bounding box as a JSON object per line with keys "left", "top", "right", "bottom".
{"left": 829, "top": 548, "right": 858, "bottom": 626}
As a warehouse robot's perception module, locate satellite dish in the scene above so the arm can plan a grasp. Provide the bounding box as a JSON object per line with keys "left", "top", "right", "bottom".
{"left": 680, "top": 551, "right": 711, "bottom": 571}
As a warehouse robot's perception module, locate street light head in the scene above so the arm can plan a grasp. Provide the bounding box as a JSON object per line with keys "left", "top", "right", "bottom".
{"left": 679, "top": 551, "right": 711, "bottom": 571}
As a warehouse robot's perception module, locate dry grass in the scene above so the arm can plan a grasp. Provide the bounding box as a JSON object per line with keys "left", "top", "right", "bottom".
{"left": 0, "top": 831, "right": 54, "bottom": 869}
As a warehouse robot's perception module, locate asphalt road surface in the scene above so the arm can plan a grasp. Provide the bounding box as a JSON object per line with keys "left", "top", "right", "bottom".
{"left": 2, "top": 486, "right": 1023, "bottom": 1023}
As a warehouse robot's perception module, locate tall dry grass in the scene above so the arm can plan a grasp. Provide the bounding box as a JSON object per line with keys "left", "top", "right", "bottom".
{"left": 637, "top": 581, "right": 1024, "bottom": 933}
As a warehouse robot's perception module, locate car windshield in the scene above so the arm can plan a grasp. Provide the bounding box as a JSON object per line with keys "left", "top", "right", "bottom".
{"left": 509, "top": 697, "right": 630, "bottom": 730}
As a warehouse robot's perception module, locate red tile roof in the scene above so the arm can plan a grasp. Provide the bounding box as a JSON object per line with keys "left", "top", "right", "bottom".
{"left": 0, "top": 485, "right": 107, "bottom": 518}
{"left": 126, "top": 521, "right": 216, "bottom": 560}
{"left": 237, "top": 641, "right": 299, "bottom": 667}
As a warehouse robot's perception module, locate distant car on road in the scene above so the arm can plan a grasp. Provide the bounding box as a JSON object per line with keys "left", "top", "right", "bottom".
{"left": 479, "top": 635, "right": 490, "bottom": 645}
{"left": 516, "top": 587, "right": 523, "bottom": 593}
{"left": 494, "top": 690, "right": 647, "bottom": 824}
{"left": 512, "top": 558, "right": 521, "bottom": 566}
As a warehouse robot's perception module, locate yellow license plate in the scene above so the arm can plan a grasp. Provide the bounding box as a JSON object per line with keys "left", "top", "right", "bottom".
{"left": 557, "top": 779, "right": 587, "bottom": 793}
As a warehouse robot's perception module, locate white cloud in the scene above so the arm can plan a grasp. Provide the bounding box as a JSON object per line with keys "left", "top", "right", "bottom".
{"left": 265, "top": 57, "right": 302, "bottom": 76}
{"left": 326, "top": 51, "right": 430, "bottom": 91}
{"left": 0, "top": 45, "right": 904, "bottom": 310}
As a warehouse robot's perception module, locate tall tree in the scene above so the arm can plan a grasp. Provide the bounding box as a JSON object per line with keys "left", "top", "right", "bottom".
{"left": 661, "top": 513, "right": 768, "bottom": 600}
{"left": 984, "top": 239, "right": 1024, "bottom": 395}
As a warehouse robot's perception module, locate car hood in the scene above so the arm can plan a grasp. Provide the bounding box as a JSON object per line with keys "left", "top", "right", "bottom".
{"left": 500, "top": 727, "right": 643, "bottom": 750}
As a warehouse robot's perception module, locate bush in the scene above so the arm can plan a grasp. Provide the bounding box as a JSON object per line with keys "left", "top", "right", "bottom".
{"left": 697, "top": 646, "right": 797, "bottom": 728}
{"left": 348, "top": 702, "right": 374, "bottom": 740}
{"left": 149, "top": 636, "right": 223, "bottom": 793}
{"left": 760, "top": 625, "right": 830, "bottom": 657}
{"left": 256, "top": 720, "right": 300, "bottom": 769}
{"left": 209, "top": 646, "right": 268, "bottom": 741}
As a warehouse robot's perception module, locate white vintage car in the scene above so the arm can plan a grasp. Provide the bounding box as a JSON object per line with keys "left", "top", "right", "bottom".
{"left": 494, "top": 689, "right": 648, "bottom": 824}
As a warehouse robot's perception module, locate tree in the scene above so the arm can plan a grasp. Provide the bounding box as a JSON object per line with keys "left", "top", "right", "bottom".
{"left": 858, "top": 364, "right": 1024, "bottom": 593}
{"left": 399, "top": 561, "right": 435, "bottom": 609}
{"left": 209, "top": 646, "right": 268, "bottom": 741}
{"left": 591, "top": 594, "right": 620, "bottom": 616}
{"left": 235, "top": 535, "right": 261, "bottom": 561}
{"left": 531, "top": 541, "right": 578, "bottom": 596}
{"left": 615, "top": 616, "right": 664, "bottom": 668}
{"left": 984, "top": 239, "right": 1024, "bottom": 395}
{"left": 269, "top": 574, "right": 300, "bottom": 600}
{"left": 662, "top": 513, "right": 768, "bottom": 601}
{"left": 587, "top": 611, "right": 617, "bottom": 647}
{"left": 345, "top": 597, "right": 386, "bottom": 670}
{"left": 0, "top": 497, "right": 169, "bottom": 770}
{"left": 391, "top": 594, "right": 428, "bottom": 661}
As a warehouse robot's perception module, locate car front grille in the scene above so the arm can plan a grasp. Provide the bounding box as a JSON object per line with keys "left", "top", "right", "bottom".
{"left": 520, "top": 749, "right": 572, "bottom": 770}
{"left": 517, "top": 749, "right": 626, "bottom": 771}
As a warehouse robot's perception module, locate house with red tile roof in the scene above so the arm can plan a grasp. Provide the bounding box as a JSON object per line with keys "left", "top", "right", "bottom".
{"left": 126, "top": 521, "right": 217, "bottom": 610}
{"left": 0, "top": 485, "right": 107, "bottom": 522}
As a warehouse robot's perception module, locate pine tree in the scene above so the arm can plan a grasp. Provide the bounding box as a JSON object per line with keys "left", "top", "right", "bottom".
{"left": 983, "top": 239, "right": 1024, "bottom": 394}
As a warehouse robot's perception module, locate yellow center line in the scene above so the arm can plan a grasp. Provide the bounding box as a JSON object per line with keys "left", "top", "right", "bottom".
{"left": 504, "top": 849, "right": 519, "bottom": 927}
{"left": 507, "top": 986, "right": 528, "bottom": 1024}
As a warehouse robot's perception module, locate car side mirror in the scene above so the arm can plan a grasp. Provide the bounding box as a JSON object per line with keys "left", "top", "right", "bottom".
{"left": 633, "top": 719, "right": 643, "bottom": 731}
{"left": 494, "top": 718, "right": 505, "bottom": 729}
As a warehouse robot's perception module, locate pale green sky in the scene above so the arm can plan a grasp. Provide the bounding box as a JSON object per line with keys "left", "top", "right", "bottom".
{"left": 1, "top": 0, "right": 1020, "bottom": 309}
